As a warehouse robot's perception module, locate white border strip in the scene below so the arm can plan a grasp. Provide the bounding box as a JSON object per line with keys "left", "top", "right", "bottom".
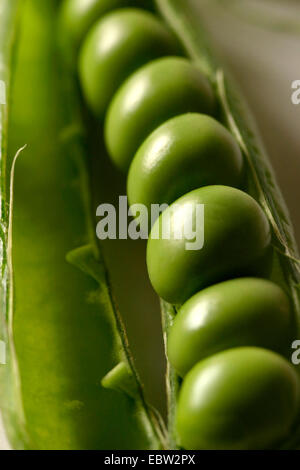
{"left": 0, "top": 80, "right": 6, "bottom": 105}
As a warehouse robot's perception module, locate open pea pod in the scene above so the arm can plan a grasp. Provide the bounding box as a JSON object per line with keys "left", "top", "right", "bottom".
{"left": 155, "top": 0, "right": 300, "bottom": 449}
{"left": 0, "top": 0, "right": 163, "bottom": 449}
{"left": 2, "top": 0, "right": 300, "bottom": 451}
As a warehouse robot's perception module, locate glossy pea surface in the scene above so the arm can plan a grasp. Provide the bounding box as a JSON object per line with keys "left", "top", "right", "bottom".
{"left": 128, "top": 113, "right": 244, "bottom": 211}
{"left": 168, "top": 278, "right": 292, "bottom": 377}
{"left": 79, "top": 9, "right": 179, "bottom": 117}
{"left": 176, "top": 347, "right": 300, "bottom": 449}
{"left": 147, "top": 185, "right": 271, "bottom": 304}
{"left": 105, "top": 57, "right": 215, "bottom": 171}
{"left": 60, "top": 0, "right": 153, "bottom": 52}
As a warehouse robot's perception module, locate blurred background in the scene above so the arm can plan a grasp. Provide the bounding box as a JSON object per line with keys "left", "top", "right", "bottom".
{"left": 1, "top": 0, "right": 300, "bottom": 449}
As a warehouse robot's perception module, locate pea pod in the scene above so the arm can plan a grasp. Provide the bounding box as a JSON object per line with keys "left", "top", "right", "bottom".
{"left": 105, "top": 57, "right": 215, "bottom": 171}
{"left": 0, "top": 0, "right": 27, "bottom": 449}
{"left": 67, "top": 0, "right": 300, "bottom": 450}
{"left": 155, "top": 0, "right": 300, "bottom": 449}
{"left": 59, "top": 0, "right": 154, "bottom": 61}
{"left": 127, "top": 113, "right": 244, "bottom": 212}
{"left": 147, "top": 185, "right": 272, "bottom": 305}
{"left": 0, "top": 0, "right": 161, "bottom": 450}
{"left": 176, "top": 347, "right": 300, "bottom": 450}
{"left": 168, "top": 277, "right": 293, "bottom": 377}
{"left": 3, "top": 0, "right": 300, "bottom": 450}
{"left": 78, "top": 8, "right": 180, "bottom": 117}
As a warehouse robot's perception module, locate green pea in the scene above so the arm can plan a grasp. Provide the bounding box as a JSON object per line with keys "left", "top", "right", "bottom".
{"left": 176, "top": 347, "right": 300, "bottom": 450}
{"left": 105, "top": 57, "right": 215, "bottom": 171}
{"left": 168, "top": 278, "right": 292, "bottom": 377}
{"left": 147, "top": 185, "right": 271, "bottom": 305}
{"left": 60, "top": 0, "right": 153, "bottom": 52}
{"left": 79, "top": 9, "right": 179, "bottom": 117}
{"left": 127, "top": 113, "right": 244, "bottom": 212}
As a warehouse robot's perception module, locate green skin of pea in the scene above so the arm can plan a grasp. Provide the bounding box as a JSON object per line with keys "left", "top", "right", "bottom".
{"left": 147, "top": 185, "right": 272, "bottom": 305}
{"left": 168, "top": 277, "right": 293, "bottom": 377}
{"left": 60, "top": 0, "right": 154, "bottom": 52}
{"left": 127, "top": 113, "right": 244, "bottom": 212}
{"left": 105, "top": 57, "right": 215, "bottom": 171}
{"left": 79, "top": 9, "right": 180, "bottom": 117}
{"left": 176, "top": 347, "right": 300, "bottom": 450}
